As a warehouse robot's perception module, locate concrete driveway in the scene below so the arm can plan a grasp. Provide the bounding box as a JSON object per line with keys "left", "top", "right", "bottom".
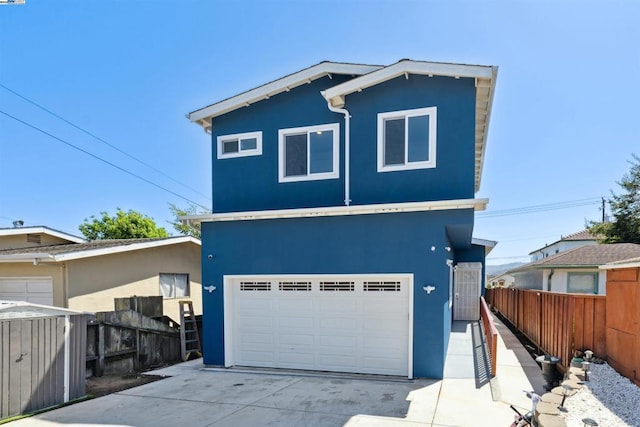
{"left": 7, "top": 319, "right": 539, "bottom": 426}
{"left": 7, "top": 362, "right": 443, "bottom": 426}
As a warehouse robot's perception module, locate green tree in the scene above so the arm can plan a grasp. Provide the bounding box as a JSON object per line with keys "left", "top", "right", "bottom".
{"left": 168, "top": 203, "right": 210, "bottom": 239}
{"left": 79, "top": 208, "right": 169, "bottom": 240}
{"left": 589, "top": 154, "right": 640, "bottom": 243}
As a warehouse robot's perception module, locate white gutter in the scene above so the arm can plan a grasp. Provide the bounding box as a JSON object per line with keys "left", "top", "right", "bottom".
{"left": 182, "top": 198, "right": 489, "bottom": 224}
{"left": 326, "top": 103, "right": 351, "bottom": 206}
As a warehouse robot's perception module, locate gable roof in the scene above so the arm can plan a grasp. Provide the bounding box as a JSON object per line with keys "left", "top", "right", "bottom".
{"left": 528, "top": 229, "right": 600, "bottom": 255}
{"left": 513, "top": 243, "right": 640, "bottom": 272}
{"left": 0, "top": 236, "right": 200, "bottom": 263}
{"left": 188, "top": 59, "right": 498, "bottom": 193}
{"left": 188, "top": 61, "right": 383, "bottom": 130}
{"left": 0, "top": 226, "right": 85, "bottom": 244}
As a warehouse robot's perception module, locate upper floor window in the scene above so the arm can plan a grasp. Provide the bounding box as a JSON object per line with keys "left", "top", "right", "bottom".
{"left": 377, "top": 107, "right": 437, "bottom": 172}
{"left": 278, "top": 123, "right": 340, "bottom": 182}
{"left": 217, "top": 131, "right": 262, "bottom": 159}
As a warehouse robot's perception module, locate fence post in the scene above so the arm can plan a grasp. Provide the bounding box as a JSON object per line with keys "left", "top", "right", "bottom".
{"left": 97, "top": 323, "right": 105, "bottom": 377}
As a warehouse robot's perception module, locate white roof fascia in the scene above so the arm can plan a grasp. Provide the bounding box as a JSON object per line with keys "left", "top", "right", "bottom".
{"left": 188, "top": 62, "right": 383, "bottom": 128}
{"left": 322, "top": 60, "right": 495, "bottom": 104}
{"left": 600, "top": 261, "right": 640, "bottom": 270}
{"left": 471, "top": 237, "right": 497, "bottom": 255}
{"left": 0, "top": 226, "right": 85, "bottom": 243}
{"left": 53, "top": 236, "right": 201, "bottom": 262}
{"left": 182, "top": 198, "right": 488, "bottom": 224}
{"left": 0, "top": 237, "right": 200, "bottom": 263}
{"left": 0, "top": 253, "right": 56, "bottom": 263}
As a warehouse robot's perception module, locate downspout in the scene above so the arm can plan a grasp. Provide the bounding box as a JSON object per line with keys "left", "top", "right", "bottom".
{"left": 326, "top": 103, "right": 351, "bottom": 206}
{"left": 547, "top": 269, "right": 554, "bottom": 292}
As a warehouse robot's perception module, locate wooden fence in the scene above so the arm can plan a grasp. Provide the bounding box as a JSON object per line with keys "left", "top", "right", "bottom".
{"left": 480, "top": 296, "right": 498, "bottom": 376}
{"left": 86, "top": 310, "right": 181, "bottom": 377}
{"left": 485, "top": 288, "right": 606, "bottom": 370}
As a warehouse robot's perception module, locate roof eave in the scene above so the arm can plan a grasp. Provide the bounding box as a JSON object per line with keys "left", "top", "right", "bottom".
{"left": 188, "top": 62, "right": 383, "bottom": 131}
{"left": 321, "top": 60, "right": 498, "bottom": 194}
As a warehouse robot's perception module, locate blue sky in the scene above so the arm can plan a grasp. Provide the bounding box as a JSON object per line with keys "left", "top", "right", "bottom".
{"left": 1, "top": 1, "right": 638, "bottom": 265}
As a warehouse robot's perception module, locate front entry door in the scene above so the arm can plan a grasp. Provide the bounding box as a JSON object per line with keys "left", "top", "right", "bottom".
{"left": 453, "top": 263, "right": 482, "bottom": 321}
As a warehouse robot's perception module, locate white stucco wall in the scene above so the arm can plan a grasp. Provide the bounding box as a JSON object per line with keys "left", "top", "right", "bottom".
{"left": 543, "top": 268, "right": 606, "bottom": 295}
{"left": 531, "top": 240, "right": 598, "bottom": 261}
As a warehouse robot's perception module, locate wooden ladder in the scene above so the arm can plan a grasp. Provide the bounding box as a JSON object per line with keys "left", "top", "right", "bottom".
{"left": 179, "top": 300, "right": 202, "bottom": 361}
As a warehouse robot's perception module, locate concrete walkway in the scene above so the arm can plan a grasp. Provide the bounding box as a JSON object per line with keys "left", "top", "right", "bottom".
{"left": 7, "top": 315, "right": 543, "bottom": 426}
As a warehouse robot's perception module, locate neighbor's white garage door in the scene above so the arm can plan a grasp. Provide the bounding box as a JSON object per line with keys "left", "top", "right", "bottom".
{"left": 225, "top": 275, "right": 412, "bottom": 377}
{"left": 0, "top": 277, "right": 53, "bottom": 305}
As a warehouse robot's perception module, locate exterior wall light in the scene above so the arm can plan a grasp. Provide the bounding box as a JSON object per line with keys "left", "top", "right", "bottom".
{"left": 204, "top": 285, "right": 217, "bottom": 293}
{"left": 423, "top": 285, "right": 436, "bottom": 294}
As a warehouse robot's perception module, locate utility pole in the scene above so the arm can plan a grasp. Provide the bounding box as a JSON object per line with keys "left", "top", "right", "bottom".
{"left": 601, "top": 197, "right": 606, "bottom": 223}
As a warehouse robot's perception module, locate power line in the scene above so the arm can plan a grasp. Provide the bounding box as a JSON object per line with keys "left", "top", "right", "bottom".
{"left": 476, "top": 197, "right": 601, "bottom": 219}
{"left": 0, "top": 83, "right": 211, "bottom": 202}
{"left": 0, "top": 109, "right": 210, "bottom": 211}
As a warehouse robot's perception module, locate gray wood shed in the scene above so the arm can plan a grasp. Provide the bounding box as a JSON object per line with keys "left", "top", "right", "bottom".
{"left": 0, "top": 301, "right": 88, "bottom": 419}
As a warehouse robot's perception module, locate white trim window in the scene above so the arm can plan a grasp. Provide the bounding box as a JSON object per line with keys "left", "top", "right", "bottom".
{"left": 377, "top": 106, "right": 437, "bottom": 172}
{"left": 159, "top": 273, "right": 190, "bottom": 298}
{"left": 217, "top": 131, "right": 262, "bottom": 159}
{"left": 278, "top": 123, "right": 340, "bottom": 182}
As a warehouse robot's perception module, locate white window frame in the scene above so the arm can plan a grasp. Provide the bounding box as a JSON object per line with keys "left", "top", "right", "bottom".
{"left": 278, "top": 123, "right": 340, "bottom": 183}
{"left": 217, "top": 131, "right": 263, "bottom": 159}
{"left": 377, "top": 106, "right": 437, "bottom": 172}
{"left": 159, "top": 273, "right": 190, "bottom": 299}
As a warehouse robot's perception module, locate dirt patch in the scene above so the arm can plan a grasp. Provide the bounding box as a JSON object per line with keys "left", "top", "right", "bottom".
{"left": 86, "top": 374, "right": 166, "bottom": 397}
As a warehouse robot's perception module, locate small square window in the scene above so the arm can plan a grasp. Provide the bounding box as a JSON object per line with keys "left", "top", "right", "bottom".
{"left": 378, "top": 107, "right": 437, "bottom": 172}
{"left": 278, "top": 123, "right": 340, "bottom": 182}
{"left": 160, "top": 273, "right": 189, "bottom": 298}
{"left": 217, "top": 131, "right": 262, "bottom": 159}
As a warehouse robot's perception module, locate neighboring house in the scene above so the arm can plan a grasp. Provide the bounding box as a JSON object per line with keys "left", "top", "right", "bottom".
{"left": 0, "top": 226, "right": 202, "bottom": 321}
{"left": 510, "top": 243, "right": 640, "bottom": 294}
{"left": 488, "top": 272, "right": 515, "bottom": 288}
{"left": 185, "top": 59, "right": 498, "bottom": 379}
{"left": 529, "top": 229, "right": 599, "bottom": 261}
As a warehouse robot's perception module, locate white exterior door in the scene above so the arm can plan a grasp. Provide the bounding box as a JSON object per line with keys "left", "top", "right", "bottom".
{"left": 453, "top": 263, "right": 482, "bottom": 321}
{"left": 224, "top": 275, "right": 412, "bottom": 377}
{"left": 0, "top": 277, "right": 54, "bottom": 306}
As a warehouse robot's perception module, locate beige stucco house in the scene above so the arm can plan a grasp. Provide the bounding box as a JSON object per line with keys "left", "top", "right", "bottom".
{"left": 0, "top": 226, "right": 202, "bottom": 322}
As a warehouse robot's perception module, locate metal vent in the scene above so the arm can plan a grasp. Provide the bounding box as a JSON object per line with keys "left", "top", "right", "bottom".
{"left": 319, "top": 281, "right": 354, "bottom": 291}
{"left": 363, "top": 281, "right": 401, "bottom": 292}
{"left": 240, "top": 281, "right": 271, "bottom": 291}
{"left": 279, "top": 281, "right": 312, "bottom": 291}
{"left": 26, "top": 234, "right": 41, "bottom": 244}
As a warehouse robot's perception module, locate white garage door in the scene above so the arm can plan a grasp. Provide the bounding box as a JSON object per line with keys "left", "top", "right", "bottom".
{"left": 0, "top": 277, "right": 54, "bottom": 306}
{"left": 225, "top": 275, "right": 412, "bottom": 377}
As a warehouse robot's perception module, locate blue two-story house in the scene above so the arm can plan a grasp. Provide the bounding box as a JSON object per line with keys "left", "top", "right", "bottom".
{"left": 186, "top": 59, "right": 498, "bottom": 379}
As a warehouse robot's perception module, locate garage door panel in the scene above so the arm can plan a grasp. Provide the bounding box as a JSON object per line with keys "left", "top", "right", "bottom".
{"left": 279, "top": 334, "right": 315, "bottom": 346}
{"left": 0, "top": 278, "right": 53, "bottom": 306}
{"left": 230, "top": 276, "right": 410, "bottom": 376}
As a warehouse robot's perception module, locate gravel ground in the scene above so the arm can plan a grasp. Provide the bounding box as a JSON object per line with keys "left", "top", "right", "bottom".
{"left": 562, "top": 362, "right": 639, "bottom": 426}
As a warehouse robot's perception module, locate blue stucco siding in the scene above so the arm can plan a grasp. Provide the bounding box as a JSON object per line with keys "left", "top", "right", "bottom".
{"left": 210, "top": 75, "right": 352, "bottom": 213}
{"left": 200, "top": 208, "right": 475, "bottom": 379}
{"left": 209, "top": 74, "right": 477, "bottom": 214}
{"left": 346, "top": 75, "right": 477, "bottom": 205}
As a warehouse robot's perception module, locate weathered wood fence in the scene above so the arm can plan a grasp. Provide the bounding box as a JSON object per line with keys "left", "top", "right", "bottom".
{"left": 86, "top": 310, "right": 181, "bottom": 377}
{"left": 485, "top": 288, "right": 606, "bottom": 370}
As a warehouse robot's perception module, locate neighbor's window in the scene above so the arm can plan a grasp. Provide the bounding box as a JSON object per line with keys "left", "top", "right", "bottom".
{"left": 278, "top": 123, "right": 340, "bottom": 182}
{"left": 216, "top": 131, "right": 262, "bottom": 159}
{"left": 377, "top": 106, "right": 437, "bottom": 172}
{"left": 567, "top": 272, "right": 598, "bottom": 294}
{"left": 160, "top": 273, "right": 189, "bottom": 298}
